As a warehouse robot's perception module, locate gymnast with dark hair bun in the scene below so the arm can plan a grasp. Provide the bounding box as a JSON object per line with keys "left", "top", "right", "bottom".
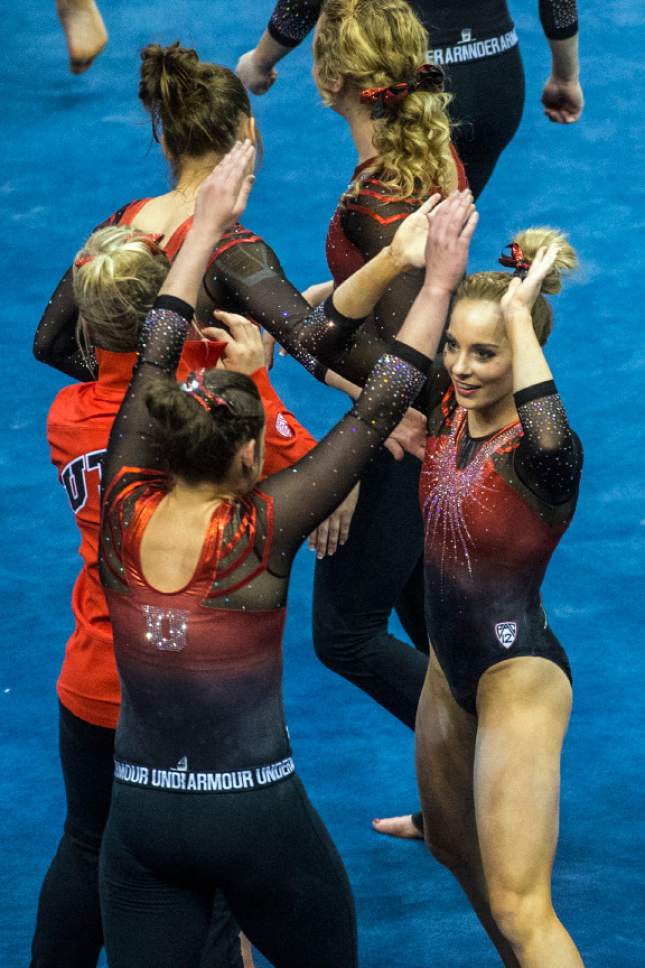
{"left": 95, "top": 144, "right": 477, "bottom": 968}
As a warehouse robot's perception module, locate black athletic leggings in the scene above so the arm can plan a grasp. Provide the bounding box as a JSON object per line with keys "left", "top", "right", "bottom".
{"left": 29, "top": 704, "right": 243, "bottom": 968}
{"left": 100, "top": 775, "right": 357, "bottom": 968}
{"left": 314, "top": 450, "right": 429, "bottom": 730}
{"left": 446, "top": 45, "right": 526, "bottom": 200}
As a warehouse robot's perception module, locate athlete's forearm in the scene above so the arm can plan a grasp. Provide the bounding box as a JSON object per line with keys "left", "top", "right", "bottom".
{"left": 395, "top": 283, "right": 451, "bottom": 360}
{"left": 548, "top": 35, "right": 580, "bottom": 82}
{"left": 504, "top": 308, "right": 553, "bottom": 393}
{"left": 159, "top": 227, "right": 223, "bottom": 308}
{"left": 331, "top": 246, "right": 406, "bottom": 321}
{"left": 325, "top": 369, "right": 361, "bottom": 400}
{"left": 253, "top": 29, "right": 292, "bottom": 70}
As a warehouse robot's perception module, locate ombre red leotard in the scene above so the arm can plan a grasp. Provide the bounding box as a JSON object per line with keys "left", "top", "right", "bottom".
{"left": 96, "top": 290, "right": 429, "bottom": 968}
{"left": 420, "top": 374, "right": 582, "bottom": 713}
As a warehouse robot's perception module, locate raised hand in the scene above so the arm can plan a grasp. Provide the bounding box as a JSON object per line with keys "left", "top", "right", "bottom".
{"left": 389, "top": 194, "right": 442, "bottom": 270}
{"left": 192, "top": 141, "right": 256, "bottom": 243}
{"left": 541, "top": 76, "right": 584, "bottom": 123}
{"left": 201, "top": 310, "right": 266, "bottom": 375}
{"left": 423, "top": 190, "right": 478, "bottom": 293}
{"left": 500, "top": 244, "right": 559, "bottom": 323}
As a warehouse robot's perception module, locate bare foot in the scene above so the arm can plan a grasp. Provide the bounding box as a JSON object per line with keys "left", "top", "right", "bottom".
{"left": 371, "top": 814, "right": 424, "bottom": 840}
{"left": 240, "top": 932, "right": 255, "bottom": 968}
{"left": 56, "top": 0, "right": 108, "bottom": 74}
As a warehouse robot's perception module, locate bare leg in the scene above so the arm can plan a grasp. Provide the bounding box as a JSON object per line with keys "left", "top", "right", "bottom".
{"left": 56, "top": 0, "right": 107, "bottom": 74}
{"left": 415, "top": 651, "right": 520, "bottom": 967}
{"left": 475, "top": 657, "right": 584, "bottom": 967}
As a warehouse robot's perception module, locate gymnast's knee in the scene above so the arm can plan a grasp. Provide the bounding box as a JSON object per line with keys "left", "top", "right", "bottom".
{"left": 487, "top": 885, "right": 553, "bottom": 947}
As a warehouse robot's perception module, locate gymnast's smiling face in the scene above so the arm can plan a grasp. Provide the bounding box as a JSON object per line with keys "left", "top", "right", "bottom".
{"left": 443, "top": 299, "right": 514, "bottom": 411}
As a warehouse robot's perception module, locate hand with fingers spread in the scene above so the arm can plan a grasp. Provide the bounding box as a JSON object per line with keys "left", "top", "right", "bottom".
{"left": 423, "top": 189, "right": 479, "bottom": 293}
{"left": 500, "top": 244, "right": 560, "bottom": 324}
{"left": 191, "top": 140, "right": 256, "bottom": 243}
{"left": 389, "top": 194, "right": 442, "bottom": 270}
{"left": 201, "top": 311, "right": 266, "bottom": 375}
{"left": 308, "top": 483, "right": 360, "bottom": 558}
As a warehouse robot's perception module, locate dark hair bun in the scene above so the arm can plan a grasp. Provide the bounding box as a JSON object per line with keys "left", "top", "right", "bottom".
{"left": 138, "top": 42, "right": 251, "bottom": 162}
{"left": 145, "top": 370, "right": 264, "bottom": 485}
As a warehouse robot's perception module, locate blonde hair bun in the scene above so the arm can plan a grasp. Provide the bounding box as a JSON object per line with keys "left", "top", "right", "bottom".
{"left": 513, "top": 227, "right": 578, "bottom": 295}
{"left": 73, "top": 226, "right": 169, "bottom": 353}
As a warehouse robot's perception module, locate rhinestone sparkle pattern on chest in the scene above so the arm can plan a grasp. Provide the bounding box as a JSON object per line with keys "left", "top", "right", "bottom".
{"left": 422, "top": 408, "right": 522, "bottom": 578}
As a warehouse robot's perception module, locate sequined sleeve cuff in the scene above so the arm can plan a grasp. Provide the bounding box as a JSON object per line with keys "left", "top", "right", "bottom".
{"left": 514, "top": 380, "right": 557, "bottom": 408}
{"left": 153, "top": 295, "right": 194, "bottom": 323}
{"left": 268, "top": 0, "right": 321, "bottom": 48}
{"left": 391, "top": 339, "right": 433, "bottom": 376}
{"left": 539, "top": 0, "right": 578, "bottom": 39}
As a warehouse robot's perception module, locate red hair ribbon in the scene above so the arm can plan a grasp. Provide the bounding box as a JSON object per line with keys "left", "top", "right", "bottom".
{"left": 74, "top": 254, "right": 93, "bottom": 268}
{"left": 360, "top": 63, "right": 444, "bottom": 119}
{"left": 136, "top": 232, "right": 165, "bottom": 256}
{"left": 498, "top": 242, "right": 530, "bottom": 275}
{"left": 181, "top": 369, "right": 233, "bottom": 416}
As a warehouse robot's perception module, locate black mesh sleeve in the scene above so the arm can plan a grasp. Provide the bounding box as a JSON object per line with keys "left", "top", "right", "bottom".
{"left": 32, "top": 206, "right": 132, "bottom": 380}
{"left": 33, "top": 267, "right": 96, "bottom": 380}
{"left": 513, "top": 381, "right": 582, "bottom": 505}
{"left": 101, "top": 297, "right": 193, "bottom": 504}
{"left": 268, "top": 0, "right": 322, "bottom": 47}
{"left": 206, "top": 237, "right": 389, "bottom": 383}
{"left": 261, "top": 349, "right": 430, "bottom": 571}
{"left": 539, "top": 0, "right": 579, "bottom": 40}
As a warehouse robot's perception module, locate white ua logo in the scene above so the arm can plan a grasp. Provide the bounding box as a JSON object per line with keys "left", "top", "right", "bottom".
{"left": 142, "top": 605, "right": 189, "bottom": 652}
{"left": 461, "top": 28, "right": 473, "bottom": 42}
{"left": 175, "top": 756, "right": 188, "bottom": 771}
{"left": 495, "top": 622, "right": 517, "bottom": 649}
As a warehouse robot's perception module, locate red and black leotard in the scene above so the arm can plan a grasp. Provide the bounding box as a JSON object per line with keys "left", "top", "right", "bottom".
{"left": 100, "top": 295, "right": 430, "bottom": 782}
{"left": 420, "top": 370, "right": 583, "bottom": 713}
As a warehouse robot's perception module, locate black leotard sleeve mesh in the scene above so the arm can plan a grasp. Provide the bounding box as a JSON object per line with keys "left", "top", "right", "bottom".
{"left": 261, "top": 343, "right": 429, "bottom": 572}
{"left": 513, "top": 380, "right": 582, "bottom": 505}
{"left": 539, "top": 0, "right": 579, "bottom": 39}
{"left": 204, "top": 236, "right": 380, "bottom": 383}
{"left": 267, "top": 0, "right": 321, "bottom": 47}
{"left": 101, "top": 295, "right": 193, "bottom": 503}
{"left": 33, "top": 267, "right": 96, "bottom": 380}
{"left": 33, "top": 205, "right": 134, "bottom": 380}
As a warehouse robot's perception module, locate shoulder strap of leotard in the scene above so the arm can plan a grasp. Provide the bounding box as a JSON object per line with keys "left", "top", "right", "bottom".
{"left": 111, "top": 198, "right": 152, "bottom": 226}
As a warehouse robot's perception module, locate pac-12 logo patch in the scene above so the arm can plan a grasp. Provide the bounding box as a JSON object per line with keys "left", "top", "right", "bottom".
{"left": 275, "top": 412, "right": 294, "bottom": 439}
{"left": 495, "top": 622, "right": 517, "bottom": 649}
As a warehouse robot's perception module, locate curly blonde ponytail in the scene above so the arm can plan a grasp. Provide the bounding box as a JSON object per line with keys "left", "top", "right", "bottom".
{"left": 315, "top": 0, "right": 455, "bottom": 198}
{"left": 73, "top": 226, "right": 169, "bottom": 353}
{"left": 456, "top": 227, "right": 578, "bottom": 345}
